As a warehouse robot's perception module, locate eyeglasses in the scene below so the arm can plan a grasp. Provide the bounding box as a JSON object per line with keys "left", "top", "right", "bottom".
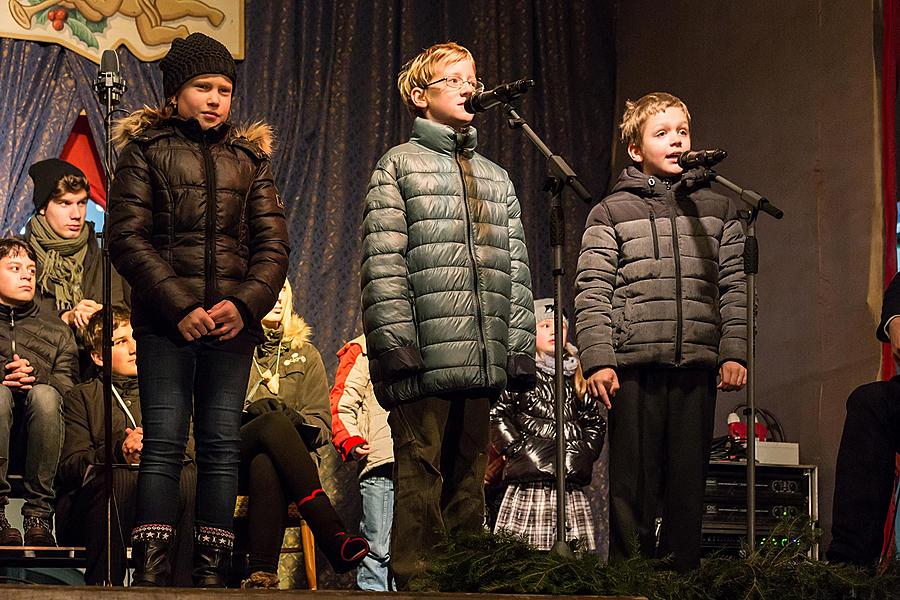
{"left": 423, "top": 76, "right": 485, "bottom": 93}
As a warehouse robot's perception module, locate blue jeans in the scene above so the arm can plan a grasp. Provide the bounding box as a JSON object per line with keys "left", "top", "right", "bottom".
{"left": 357, "top": 473, "right": 395, "bottom": 591}
{"left": 0, "top": 384, "right": 63, "bottom": 517}
{"left": 134, "top": 334, "right": 251, "bottom": 531}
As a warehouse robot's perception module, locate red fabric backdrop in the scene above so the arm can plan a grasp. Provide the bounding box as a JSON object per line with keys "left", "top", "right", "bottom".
{"left": 59, "top": 114, "right": 105, "bottom": 207}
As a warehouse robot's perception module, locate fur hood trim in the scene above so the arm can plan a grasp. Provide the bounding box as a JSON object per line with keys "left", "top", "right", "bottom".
{"left": 112, "top": 106, "right": 274, "bottom": 157}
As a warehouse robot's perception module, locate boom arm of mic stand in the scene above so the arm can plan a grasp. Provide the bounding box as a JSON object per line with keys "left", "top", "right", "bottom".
{"left": 501, "top": 103, "right": 592, "bottom": 204}
{"left": 706, "top": 170, "right": 784, "bottom": 220}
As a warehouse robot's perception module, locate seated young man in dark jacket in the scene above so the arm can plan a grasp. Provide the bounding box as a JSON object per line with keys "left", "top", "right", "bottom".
{"left": 0, "top": 238, "right": 78, "bottom": 547}
{"left": 56, "top": 308, "right": 196, "bottom": 585}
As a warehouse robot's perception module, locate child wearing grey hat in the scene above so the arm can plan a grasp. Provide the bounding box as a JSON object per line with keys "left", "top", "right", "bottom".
{"left": 491, "top": 299, "right": 606, "bottom": 551}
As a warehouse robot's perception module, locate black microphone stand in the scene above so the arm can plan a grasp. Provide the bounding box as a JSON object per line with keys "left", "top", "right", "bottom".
{"left": 702, "top": 168, "right": 783, "bottom": 549}
{"left": 94, "top": 54, "right": 125, "bottom": 586}
{"left": 499, "top": 101, "right": 592, "bottom": 559}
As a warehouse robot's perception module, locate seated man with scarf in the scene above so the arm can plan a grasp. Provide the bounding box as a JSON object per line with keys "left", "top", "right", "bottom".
{"left": 24, "top": 159, "right": 129, "bottom": 377}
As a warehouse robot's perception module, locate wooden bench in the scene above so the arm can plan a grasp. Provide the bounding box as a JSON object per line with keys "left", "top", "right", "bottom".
{"left": 0, "top": 475, "right": 87, "bottom": 571}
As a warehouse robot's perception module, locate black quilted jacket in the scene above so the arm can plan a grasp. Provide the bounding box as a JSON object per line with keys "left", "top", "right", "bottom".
{"left": 491, "top": 366, "right": 606, "bottom": 486}
{"left": 107, "top": 112, "right": 290, "bottom": 350}
{"left": 0, "top": 301, "right": 78, "bottom": 394}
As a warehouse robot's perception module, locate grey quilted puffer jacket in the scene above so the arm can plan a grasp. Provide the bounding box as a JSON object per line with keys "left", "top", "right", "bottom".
{"left": 574, "top": 166, "right": 746, "bottom": 375}
{"left": 361, "top": 118, "right": 536, "bottom": 408}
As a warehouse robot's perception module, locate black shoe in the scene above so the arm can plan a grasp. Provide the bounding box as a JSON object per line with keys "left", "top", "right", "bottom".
{"left": 131, "top": 524, "right": 174, "bottom": 586}
{"left": 192, "top": 526, "right": 234, "bottom": 588}
{"left": 23, "top": 516, "right": 55, "bottom": 547}
{"left": 0, "top": 513, "right": 22, "bottom": 546}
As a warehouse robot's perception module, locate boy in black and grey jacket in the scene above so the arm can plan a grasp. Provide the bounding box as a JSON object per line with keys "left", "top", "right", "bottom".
{"left": 574, "top": 92, "right": 746, "bottom": 572}
{"left": 0, "top": 238, "right": 77, "bottom": 547}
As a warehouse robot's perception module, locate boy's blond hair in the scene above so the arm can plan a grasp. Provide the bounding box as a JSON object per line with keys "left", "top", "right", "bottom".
{"left": 397, "top": 42, "right": 475, "bottom": 116}
{"left": 619, "top": 92, "right": 691, "bottom": 149}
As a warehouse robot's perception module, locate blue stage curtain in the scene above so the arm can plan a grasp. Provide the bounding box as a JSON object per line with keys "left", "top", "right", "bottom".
{"left": 0, "top": 40, "right": 81, "bottom": 230}
{"left": 0, "top": 2, "right": 615, "bottom": 570}
{"left": 0, "top": 1, "right": 615, "bottom": 370}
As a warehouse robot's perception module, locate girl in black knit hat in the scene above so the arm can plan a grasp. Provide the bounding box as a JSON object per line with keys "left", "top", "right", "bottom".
{"left": 105, "top": 32, "right": 293, "bottom": 587}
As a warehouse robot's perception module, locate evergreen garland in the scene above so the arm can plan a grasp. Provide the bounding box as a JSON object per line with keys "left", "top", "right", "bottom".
{"left": 409, "top": 519, "right": 899, "bottom": 599}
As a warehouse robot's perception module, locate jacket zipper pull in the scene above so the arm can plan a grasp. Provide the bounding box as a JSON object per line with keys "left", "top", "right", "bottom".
{"left": 10, "top": 310, "right": 15, "bottom": 356}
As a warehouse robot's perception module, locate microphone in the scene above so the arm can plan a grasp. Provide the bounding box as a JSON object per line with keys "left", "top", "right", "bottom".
{"left": 464, "top": 78, "right": 534, "bottom": 114}
{"left": 95, "top": 49, "right": 126, "bottom": 107}
{"left": 677, "top": 148, "right": 727, "bottom": 170}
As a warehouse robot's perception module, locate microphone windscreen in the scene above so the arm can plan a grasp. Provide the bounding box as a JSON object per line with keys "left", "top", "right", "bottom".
{"left": 100, "top": 49, "right": 119, "bottom": 73}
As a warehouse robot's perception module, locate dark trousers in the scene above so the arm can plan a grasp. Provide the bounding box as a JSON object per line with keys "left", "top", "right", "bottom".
{"left": 238, "top": 412, "right": 323, "bottom": 574}
{"left": 608, "top": 367, "right": 717, "bottom": 572}
{"left": 0, "top": 385, "right": 64, "bottom": 517}
{"left": 134, "top": 334, "right": 251, "bottom": 531}
{"left": 58, "top": 464, "right": 196, "bottom": 585}
{"left": 388, "top": 393, "right": 492, "bottom": 589}
{"left": 827, "top": 377, "right": 900, "bottom": 566}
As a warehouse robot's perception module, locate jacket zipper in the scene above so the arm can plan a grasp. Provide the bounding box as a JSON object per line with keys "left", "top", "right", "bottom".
{"left": 664, "top": 179, "right": 684, "bottom": 365}
{"left": 201, "top": 140, "right": 217, "bottom": 308}
{"left": 649, "top": 208, "right": 660, "bottom": 260}
{"left": 9, "top": 309, "right": 15, "bottom": 356}
{"left": 455, "top": 150, "right": 488, "bottom": 384}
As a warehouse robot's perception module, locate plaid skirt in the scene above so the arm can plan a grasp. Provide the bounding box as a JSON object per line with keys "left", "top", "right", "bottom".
{"left": 493, "top": 482, "right": 596, "bottom": 551}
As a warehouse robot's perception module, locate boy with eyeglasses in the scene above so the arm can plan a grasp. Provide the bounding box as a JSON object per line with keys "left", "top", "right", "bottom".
{"left": 361, "top": 42, "right": 536, "bottom": 588}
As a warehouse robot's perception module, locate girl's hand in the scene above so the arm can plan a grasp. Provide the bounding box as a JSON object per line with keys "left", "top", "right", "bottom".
{"left": 352, "top": 443, "right": 372, "bottom": 458}
{"left": 207, "top": 300, "right": 244, "bottom": 341}
{"left": 178, "top": 307, "right": 216, "bottom": 341}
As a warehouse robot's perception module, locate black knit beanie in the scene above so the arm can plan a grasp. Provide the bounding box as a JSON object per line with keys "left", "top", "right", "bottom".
{"left": 160, "top": 33, "right": 236, "bottom": 99}
{"left": 28, "top": 159, "right": 87, "bottom": 212}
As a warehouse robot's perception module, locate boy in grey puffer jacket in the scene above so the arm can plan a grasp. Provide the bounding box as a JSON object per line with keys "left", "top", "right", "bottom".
{"left": 361, "top": 42, "right": 535, "bottom": 588}
{"left": 574, "top": 92, "right": 746, "bottom": 572}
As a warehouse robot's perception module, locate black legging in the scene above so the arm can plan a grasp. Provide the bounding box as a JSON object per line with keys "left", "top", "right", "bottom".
{"left": 239, "top": 411, "right": 323, "bottom": 573}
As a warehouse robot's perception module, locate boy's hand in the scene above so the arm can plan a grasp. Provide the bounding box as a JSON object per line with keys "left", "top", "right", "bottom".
{"left": 351, "top": 443, "right": 372, "bottom": 459}
{"left": 178, "top": 307, "right": 216, "bottom": 342}
{"left": 122, "top": 426, "right": 143, "bottom": 465}
{"left": 717, "top": 361, "right": 747, "bottom": 391}
{"left": 889, "top": 318, "right": 900, "bottom": 364}
{"left": 587, "top": 368, "right": 618, "bottom": 409}
{"left": 62, "top": 299, "right": 103, "bottom": 329}
{"left": 3, "top": 354, "right": 35, "bottom": 390}
{"left": 207, "top": 300, "right": 244, "bottom": 341}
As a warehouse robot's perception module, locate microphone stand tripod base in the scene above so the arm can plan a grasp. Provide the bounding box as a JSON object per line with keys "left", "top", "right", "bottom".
{"left": 550, "top": 539, "right": 576, "bottom": 560}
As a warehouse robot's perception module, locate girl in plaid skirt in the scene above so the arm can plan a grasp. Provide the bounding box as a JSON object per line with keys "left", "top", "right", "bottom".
{"left": 491, "top": 299, "right": 606, "bottom": 550}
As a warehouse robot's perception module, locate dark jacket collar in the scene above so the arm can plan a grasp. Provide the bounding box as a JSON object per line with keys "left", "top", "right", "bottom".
{"left": 167, "top": 117, "right": 231, "bottom": 144}
{"left": 0, "top": 300, "right": 38, "bottom": 320}
{"left": 410, "top": 117, "right": 478, "bottom": 158}
{"left": 612, "top": 165, "right": 711, "bottom": 198}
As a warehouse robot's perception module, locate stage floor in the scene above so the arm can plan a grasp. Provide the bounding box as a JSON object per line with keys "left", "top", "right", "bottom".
{"left": 1, "top": 585, "right": 647, "bottom": 599}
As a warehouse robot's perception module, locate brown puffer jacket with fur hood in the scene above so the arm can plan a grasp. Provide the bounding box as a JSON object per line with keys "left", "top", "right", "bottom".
{"left": 107, "top": 110, "right": 290, "bottom": 351}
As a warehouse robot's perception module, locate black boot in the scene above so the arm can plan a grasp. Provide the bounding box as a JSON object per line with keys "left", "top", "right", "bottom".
{"left": 297, "top": 490, "right": 369, "bottom": 574}
{"left": 131, "top": 524, "right": 174, "bottom": 587}
{"left": 192, "top": 526, "right": 234, "bottom": 588}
